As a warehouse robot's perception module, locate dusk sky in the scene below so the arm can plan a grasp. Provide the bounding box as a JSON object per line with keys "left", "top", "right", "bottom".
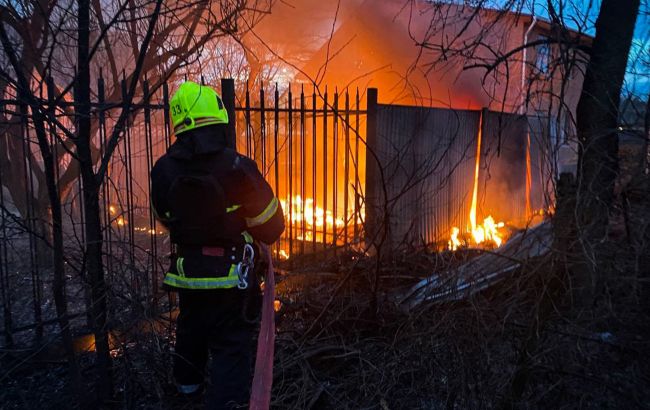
{"left": 525, "top": 0, "right": 649, "bottom": 96}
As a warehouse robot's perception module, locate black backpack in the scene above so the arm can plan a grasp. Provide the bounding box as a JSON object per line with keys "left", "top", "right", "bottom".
{"left": 166, "top": 155, "right": 243, "bottom": 246}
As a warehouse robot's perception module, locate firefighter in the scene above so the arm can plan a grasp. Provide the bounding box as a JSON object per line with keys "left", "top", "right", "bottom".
{"left": 150, "top": 81, "right": 284, "bottom": 409}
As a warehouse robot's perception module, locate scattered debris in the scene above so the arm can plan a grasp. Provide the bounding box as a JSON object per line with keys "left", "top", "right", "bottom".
{"left": 398, "top": 220, "right": 552, "bottom": 309}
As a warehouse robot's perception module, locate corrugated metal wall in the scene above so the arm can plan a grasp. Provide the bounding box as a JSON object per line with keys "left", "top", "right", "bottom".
{"left": 373, "top": 104, "right": 480, "bottom": 248}
{"left": 372, "top": 105, "right": 548, "bottom": 249}
{"left": 479, "top": 111, "right": 528, "bottom": 225}
{"left": 527, "top": 115, "right": 556, "bottom": 212}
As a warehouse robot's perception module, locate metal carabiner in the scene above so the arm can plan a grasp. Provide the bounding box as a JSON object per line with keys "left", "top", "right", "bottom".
{"left": 237, "top": 265, "right": 249, "bottom": 290}
{"left": 237, "top": 244, "right": 255, "bottom": 290}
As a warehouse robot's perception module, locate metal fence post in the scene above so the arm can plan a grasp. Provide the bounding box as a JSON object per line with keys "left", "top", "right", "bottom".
{"left": 221, "top": 78, "right": 237, "bottom": 150}
{"left": 364, "top": 88, "right": 379, "bottom": 248}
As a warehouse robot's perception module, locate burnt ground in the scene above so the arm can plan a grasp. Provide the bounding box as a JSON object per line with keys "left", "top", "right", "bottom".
{"left": 1, "top": 140, "right": 650, "bottom": 409}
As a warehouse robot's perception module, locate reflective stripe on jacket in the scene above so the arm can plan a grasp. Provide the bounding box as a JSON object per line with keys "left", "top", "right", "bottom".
{"left": 163, "top": 262, "right": 240, "bottom": 289}
{"left": 163, "top": 233, "right": 254, "bottom": 290}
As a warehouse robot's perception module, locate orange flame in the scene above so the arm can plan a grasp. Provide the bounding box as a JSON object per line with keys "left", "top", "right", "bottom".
{"left": 277, "top": 195, "right": 364, "bottom": 258}
{"left": 449, "top": 111, "right": 505, "bottom": 250}
{"left": 468, "top": 111, "right": 483, "bottom": 233}
{"left": 280, "top": 195, "right": 345, "bottom": 231}
{"left": 448, "top": 227, "right": 461, "bottom": 251}
{"left": 280, "top": 195, "right": 363, "bottom": 243}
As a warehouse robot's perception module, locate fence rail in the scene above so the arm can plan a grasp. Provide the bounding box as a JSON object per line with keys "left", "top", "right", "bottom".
{"left": 233, "top": 83, "right": 368, "bottom": 259}
{"left": 0, "top": 78, "right": 369, "bottom": 346}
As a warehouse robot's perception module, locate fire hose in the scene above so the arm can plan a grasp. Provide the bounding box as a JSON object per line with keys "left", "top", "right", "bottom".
{"left": 249, "top": 244, "right": 275, "bottom": 410}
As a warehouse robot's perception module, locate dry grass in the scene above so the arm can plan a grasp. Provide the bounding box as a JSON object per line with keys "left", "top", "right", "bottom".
{"left": 2, "top": 179, "right": 649, "bottom": 409}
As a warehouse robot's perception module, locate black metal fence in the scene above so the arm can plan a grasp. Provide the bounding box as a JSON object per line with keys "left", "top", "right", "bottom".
{"left": 0, "top": 76, "right": 174, "bottom": 347}
{"left": 0, "top": 78, "right": 368, "bottom": 346}
{"left": 0, "top": 77, "right": 555, "bottom": 346}
{"left": 231, "top": 83, "right": 368, "bottom": 259}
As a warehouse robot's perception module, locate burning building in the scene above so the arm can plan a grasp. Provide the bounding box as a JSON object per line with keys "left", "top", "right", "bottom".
{"left": 240, "top": 0, "right": 591, "bottom": 252}
{"left": 248, "top": 0, "right": 589, "bottom": 115}
{"left": 94, "top": 0, "right": 592, "bottom": 258}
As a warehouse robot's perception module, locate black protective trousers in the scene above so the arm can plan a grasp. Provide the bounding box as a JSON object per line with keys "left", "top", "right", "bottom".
{"left": 174, "top": 286, "right": 261, "bottom": 409}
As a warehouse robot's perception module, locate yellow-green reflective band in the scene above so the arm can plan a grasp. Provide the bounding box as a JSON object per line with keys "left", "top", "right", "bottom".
{"left": 163, "top": 273, "right": 240, "bottom": 289}
{"left": 174, "top": 117, "right": 226, "bottom": 135}
{"left": 242, "top": 231, "right": 253, "bottom": 244}
{"left": 163, "top": 265, "right": 239, "bottom": 289}
{"left": 246, "top": 197, "right": 278, "bottom": 228}
{"left": 176, "top": 257, "right": 185, "bottom": 277}
{"left": 226, "top": 204, "right": 242, "bottom": 213}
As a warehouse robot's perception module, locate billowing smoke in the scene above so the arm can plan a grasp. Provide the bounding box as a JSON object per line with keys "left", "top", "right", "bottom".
{"left": 247, "top": 0, "right": 523, "bottom": 109}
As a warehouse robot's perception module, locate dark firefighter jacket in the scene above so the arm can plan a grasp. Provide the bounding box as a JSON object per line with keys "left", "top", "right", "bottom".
{"left": 150, "top": 125, "right": 284, "bottom": 290}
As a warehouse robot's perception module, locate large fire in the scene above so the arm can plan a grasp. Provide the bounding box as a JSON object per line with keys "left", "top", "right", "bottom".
{"left": 280, "top": 195, "right": 362, "bottom": 244}
{"left": 448, "top": 112, "right": 506, "bottom": 251}
{"left": 280, "top": 195, "right": 345, "bottom": 232}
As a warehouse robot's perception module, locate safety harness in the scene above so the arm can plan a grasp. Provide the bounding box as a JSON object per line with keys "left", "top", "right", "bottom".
{"left": 160, "top": 150, "right": 259, "bottom": 291}
{"left": 157, "top": 144, "right": 280, "bottom": 292}
{"left": 163, "top": 235, "right": 256, "bottom": 290}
